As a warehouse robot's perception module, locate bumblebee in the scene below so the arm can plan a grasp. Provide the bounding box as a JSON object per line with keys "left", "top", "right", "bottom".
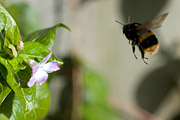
{"left": 116, "top": 13, "right": 168, "bottom": 64}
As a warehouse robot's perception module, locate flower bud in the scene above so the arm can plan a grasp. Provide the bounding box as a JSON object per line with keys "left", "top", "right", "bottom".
{"left": 17, "top": 40, "right": 24, "bottom": 51}
{"left": 8, "top": 44, "right": 17, "bottom": 58}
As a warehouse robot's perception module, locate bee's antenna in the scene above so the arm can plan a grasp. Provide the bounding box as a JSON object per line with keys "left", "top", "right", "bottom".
{"left": 115, "top": 20, "right": 124, "bottom": 25}
{"left": 128, "top": 16, "right": 131, "bottom": 24}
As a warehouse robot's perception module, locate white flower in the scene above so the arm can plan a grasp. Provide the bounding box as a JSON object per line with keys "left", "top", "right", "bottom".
{"left": 27, "top": 51, "right": 60, "bottom": 87}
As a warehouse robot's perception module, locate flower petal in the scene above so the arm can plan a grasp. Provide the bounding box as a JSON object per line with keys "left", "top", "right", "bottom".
{"left": 42, "top": 51, "right": 52, "bottom": 64}
{"left": 17, "top": 40, "right": 24, "bottom": 51}
{"left": 27, "top": 75, "right": 37, "bottom": 87}
{"left": 28, "top": 67, "right": 48, "bottom": 87}
{"left": 37, "top": 71, "right": 48, "bottom": 86}
{"left": 32, "top": 63, "right": 40, "bottom": 76}
{"left": 26, "top": 59, "right": 39, "bottom": 68}
{"left": 43, "top": 61, "right": 60, "bottom": 73}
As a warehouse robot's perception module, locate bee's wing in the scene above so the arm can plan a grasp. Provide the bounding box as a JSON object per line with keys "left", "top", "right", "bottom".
{"left": 137, "top": 13, "right": 169, "bottom": 36}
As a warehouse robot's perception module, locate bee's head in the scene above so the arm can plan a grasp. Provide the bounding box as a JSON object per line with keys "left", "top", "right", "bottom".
{"left": 115, "top": 20, "right": 130, "bottom": 34}
{"left": 122, "top": 24, "right": 129, "bottom": 34}
{"left": 116, "top": 16, "right": 131, "bottom": 32}
{"left": 123, "top": 23, "right": 141, "bottom": 34}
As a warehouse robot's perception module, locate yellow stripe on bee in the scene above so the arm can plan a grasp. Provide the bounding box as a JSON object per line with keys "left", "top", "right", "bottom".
{"left": 139, "top": 31, "right": 154, "bottom": 43}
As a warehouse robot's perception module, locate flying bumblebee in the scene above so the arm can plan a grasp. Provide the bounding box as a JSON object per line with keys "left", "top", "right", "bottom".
{"left": 116, "top": 13, "right": 169, "bottom": 64}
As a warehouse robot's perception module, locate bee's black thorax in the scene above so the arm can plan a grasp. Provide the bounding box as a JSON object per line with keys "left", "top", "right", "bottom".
{"left": 123, "top": 22, "right": 141, "bottom": 41}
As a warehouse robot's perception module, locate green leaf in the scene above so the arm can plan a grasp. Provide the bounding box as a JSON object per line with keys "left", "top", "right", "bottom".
{"left": 0, "top": 4, "right": 21, "bottom": 57}
{"left": 4, "top": 25, "right": 21, "bottom": 57}
{"left": 0, "top": 12, "right": 6, "bottom": 31}
{"left": 25, "top": 23, "right": 70, "bottom": 50}
{"left": 0, "top": 92, "right": 13, "bottom": 118}
{"left": 4, "top": 25, "right": 21, "bottom": 46}
{"left": 0, "top": 113, "right": 9, "bottom": 120}
{"left": 0, "top": 4, "right": 15, "bottom": 30}
{"left": 0, "top": 4, "right": 21, "bottom": 38}
{"left": 10, "top": 94, "right": 25, "bottom": 120}
{"left": 0, "top": 57, "right": 27, "bottom": 112}
{"left": 34, "top": 83, "right": 50, "bottom": 119}
{"left": 20, "top": 41, "right": 63, "bottom": 65}
{"left": 10, "top": 83, "right": 50, "bottom": 120}
{"left": 0, "top": 78, "right": 11, "bottom": 105}
{"left": 8, "top": 56, "right": 26, "bottom": 73}
{"left": 0, "top": 63, "right": 11, "bottom": 106}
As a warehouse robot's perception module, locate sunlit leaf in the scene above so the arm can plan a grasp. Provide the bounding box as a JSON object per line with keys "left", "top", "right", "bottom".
{"left": 0, "top": 12, "right": 6, "bottom": 31}
{"left": 10, "top": 83, "right": 50, "bottom": 120}
{"left": 0, "top": 4, "right": 21, "bottom": 57}
{"left": 25, "top": 23, "right": 70, "bottom": 50}
{"left": 8, "top": 56, "right": 26, "bottom": 73}
{"left": 0, "top": 113, "right": 9, "bottom": 120}
{"left": 20, "top": 41, "right": 63, "bottom": 65}
{"left": 0, "top": 4, "right": 21, "bottom": 41}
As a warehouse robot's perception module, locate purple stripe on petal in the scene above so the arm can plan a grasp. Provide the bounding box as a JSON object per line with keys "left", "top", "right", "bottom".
{"left": 37, "top": 72, "right": 48, "bottom": 86}
{"left": 43, "top": 61, "right": 60, "bottom": 73}
{"left": 42, "top": 51, "right": 52, "bottom": 64}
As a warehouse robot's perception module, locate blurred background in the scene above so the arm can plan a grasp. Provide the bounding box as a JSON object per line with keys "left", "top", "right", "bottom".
{"left": 2, "top": 0, "right": 180, "bottom": 120}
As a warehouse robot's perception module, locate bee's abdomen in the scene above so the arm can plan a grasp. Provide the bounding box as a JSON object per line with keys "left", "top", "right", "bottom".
{"left": 139, "top": 31, "right": 159, "bottom": 54}
{"left": 140, "top": 35, "right": 158, "bottom": 48}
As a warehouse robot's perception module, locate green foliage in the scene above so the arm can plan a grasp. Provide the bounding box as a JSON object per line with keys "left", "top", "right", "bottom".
{"left": 0, "top": 78, "right": 11, "bottom": 105}
{"left": 0, "top": 113, "right": 9, "bottom": 120}
{"left": 80, "top": 68, "right": 121, "bottom": 120}
{"left": 0, "top": 4, "right": 70, "bottom": 120}
{"left": 21, "top": 42, "right": 63, "bottom": 64}
{"left": 24, "top": 23, "right": 70, "bottom": 50}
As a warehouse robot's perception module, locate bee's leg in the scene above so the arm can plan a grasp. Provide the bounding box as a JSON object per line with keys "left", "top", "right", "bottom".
{"left": 131, "top": 41, "right": 137, "bottom": 59}
{"left": 138, "top": 44, "right": 148, "bottom": 64}
{"left": 132, "top": 45, "right": 137, "bottom": 59}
